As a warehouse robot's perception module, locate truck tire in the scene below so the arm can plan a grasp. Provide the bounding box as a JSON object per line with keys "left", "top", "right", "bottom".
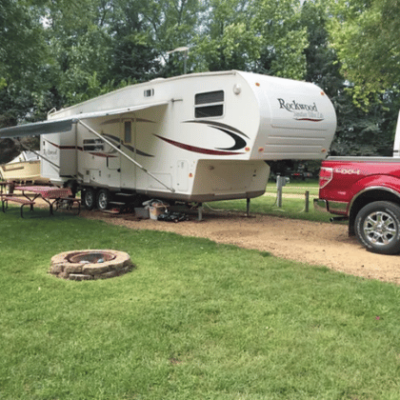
{"left": 82, "top": 187, "right": 96, "bottom": 210}
{"left": 355, "top": 201, "right": 400, "bottom": 255}
{"left": 96, "top": 189, "right": 110, "bottom": 211}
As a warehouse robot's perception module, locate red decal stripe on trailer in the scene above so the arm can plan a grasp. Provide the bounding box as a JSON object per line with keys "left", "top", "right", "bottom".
{"left": 295, "top": 118, "right": 324, "bottom": 122}
{"left": 46, "top": 141, "right": 82, "bottom": 151}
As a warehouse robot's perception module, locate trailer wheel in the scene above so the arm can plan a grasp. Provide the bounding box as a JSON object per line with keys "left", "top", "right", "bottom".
{"left": 97, "top": 189, "right": 110, "bottom": 211}
{"left": 355, "top": 201, "right": 400, "bottom": 255}
{"left": 83, "top": 187, "right": 96, "bottom": 210}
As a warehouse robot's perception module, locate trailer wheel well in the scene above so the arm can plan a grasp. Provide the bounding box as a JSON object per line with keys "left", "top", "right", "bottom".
{"left": 349, "top": 189, "right": 400, "bottom": 235}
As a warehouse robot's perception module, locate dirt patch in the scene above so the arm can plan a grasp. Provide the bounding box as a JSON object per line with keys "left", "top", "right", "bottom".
{"left": 79, "top": 209, "right": 400, "bottom": 285}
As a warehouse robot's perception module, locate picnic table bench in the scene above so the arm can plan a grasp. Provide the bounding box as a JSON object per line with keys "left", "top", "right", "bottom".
{"left": 1, "top": 185, "right": 81, "bottom": 217}
{"left": 1, "top": 195, "right": 36, "bottom": 218}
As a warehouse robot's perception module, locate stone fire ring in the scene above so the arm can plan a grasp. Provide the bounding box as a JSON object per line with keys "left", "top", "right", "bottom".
{"left": 50, "top": 249, "right": 135, "bottom": 280}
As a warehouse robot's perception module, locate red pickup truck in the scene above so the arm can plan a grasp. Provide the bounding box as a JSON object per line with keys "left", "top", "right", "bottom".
{"left": 315, "top": 157, "right": 400, "bottom": 254}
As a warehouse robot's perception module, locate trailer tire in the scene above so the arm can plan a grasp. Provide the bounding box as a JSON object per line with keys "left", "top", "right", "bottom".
{"left": 97, "top": 189, "right": 111, "bottom": 211}
{"left": 82, "top": 187, "right": 96, "bottom": 210}
{"left": 355, "top": 201, "right": 400, "bottom": 255}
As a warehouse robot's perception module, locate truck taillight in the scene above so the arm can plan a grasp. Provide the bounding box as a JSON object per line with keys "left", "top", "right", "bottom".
{"left": 319, "top": 167, "right": 333, "bottom": 189}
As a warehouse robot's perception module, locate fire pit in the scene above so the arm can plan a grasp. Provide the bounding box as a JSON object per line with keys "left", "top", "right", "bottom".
{"left": 67, "top": 251, "right": 116, "bottom": 264}
{"left": 50, "top": 249, "right": 134, "bottom": 280}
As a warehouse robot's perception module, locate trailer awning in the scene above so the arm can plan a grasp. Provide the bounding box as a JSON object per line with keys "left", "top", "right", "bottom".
{"left": 0, "top": 101, "right": 169, "bottom": 139}
{"left": 0, "top": 119, "right": 74, "bottom": 139}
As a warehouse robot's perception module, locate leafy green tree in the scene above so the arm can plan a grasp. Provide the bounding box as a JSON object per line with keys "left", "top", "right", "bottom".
{"left": 253, "top": 0, "right": 307, "bottom": 79}
{"left": 302, "top": 0, "right": 396, "bottom": 156}
{"left": 106, "top": 0, "right": 161, "bottom": 82}
{"left": 328, "top": 0, "right": 400, "bottom": 107}
{"left": 0, "top": 0, "right": 51, "bottom": 124}
{"left": 139, "top": 0, "right": 205, "bottom": 76}
{"left": 193, "top": 0, "right": 261, "bottom": 72}
{"left": 43, "top": 0, "right": 114, "bottom": 105}
{"left": 0, "top": 0, "right": 51, "bottom": 163}
{"left": 0, "top": 0, "right": 48, "bottom": 91}
{"left": 195, "top": 0, "right": 307, "bottom": 79}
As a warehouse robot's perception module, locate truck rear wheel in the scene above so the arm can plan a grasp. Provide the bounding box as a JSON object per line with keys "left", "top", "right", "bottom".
{"left": 355, "top": 201, "right": 400, "bottom": 255}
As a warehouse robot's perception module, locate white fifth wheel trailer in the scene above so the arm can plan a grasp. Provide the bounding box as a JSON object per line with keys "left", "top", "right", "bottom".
{"left": 0, "top": 70, "right": 337, "bottom": 211}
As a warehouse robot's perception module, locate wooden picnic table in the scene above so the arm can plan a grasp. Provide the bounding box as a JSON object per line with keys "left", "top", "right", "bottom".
{"left": 14, "top": 185, "right": 74, "bottom": 215}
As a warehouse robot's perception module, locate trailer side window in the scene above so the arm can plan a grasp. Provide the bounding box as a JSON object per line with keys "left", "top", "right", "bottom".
{"left": 83, "top": 139, "right": 104, "bottom": 151}
{"left": 195, "top": 91, "right": 224, "bottom": 105}
{"left": 195, "top": 90, "right": 224, "bottom": 118}
{"left": 124, "top": 121, "right": 132, "bottom": 143}
{"left": 195, "top": 105, "right": 223, "bottom": 118}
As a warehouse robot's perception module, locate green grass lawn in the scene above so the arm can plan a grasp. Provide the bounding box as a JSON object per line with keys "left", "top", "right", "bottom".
{"left": 265, "top": 179, "right": 321, "bottom": 195}
{"left": 207, "top": 180, "right": 332, "bottom": 223}
{"left": 1, "top": 209, "right": 400, "bottom": 399}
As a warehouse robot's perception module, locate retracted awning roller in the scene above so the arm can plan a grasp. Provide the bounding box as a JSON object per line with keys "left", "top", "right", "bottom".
{"left": 0, "top": 101, "right": 169, "bottom": 139}
{"left": 0, "top": 119, "right": 74, "bottom": 138}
